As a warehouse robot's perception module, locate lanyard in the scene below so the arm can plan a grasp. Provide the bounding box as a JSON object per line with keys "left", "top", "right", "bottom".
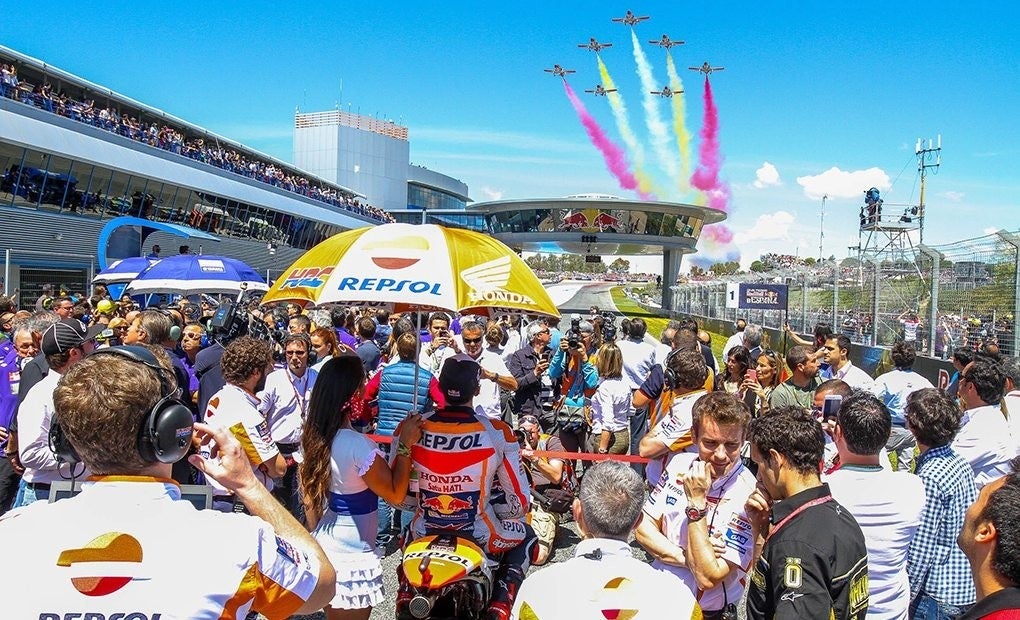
{"left": 766, "top": 495, "right": 832, "bottom": 542}
{"left": 287, "top": 371, "right": 308, "bottom": 418}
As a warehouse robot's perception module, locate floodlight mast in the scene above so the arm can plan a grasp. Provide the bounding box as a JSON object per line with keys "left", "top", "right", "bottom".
{"left": 916, "top": 134, "right": 942, "bottom": 246}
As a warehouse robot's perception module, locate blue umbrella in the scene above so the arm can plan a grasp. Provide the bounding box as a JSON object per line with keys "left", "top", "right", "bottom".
{"left": 125, "top": 254, "right": 268, "bottom": 296}
{"left": 92, "top": 256, "right": 160, "bottom": 285}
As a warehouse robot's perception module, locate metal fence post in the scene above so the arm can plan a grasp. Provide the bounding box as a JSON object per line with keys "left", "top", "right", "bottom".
{"left": 996, "top": 230, "right": 1020, "bottom": 358}
{"left": 801, "top": 277, "right": 808, "bottom": 332}
{"left": 918, "top": 244, "right": 943, "bottom": 358}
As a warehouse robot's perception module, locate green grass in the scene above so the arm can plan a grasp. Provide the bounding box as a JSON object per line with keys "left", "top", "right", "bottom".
{"left": 609, "top": 286, "right": 727, "bottom": 361}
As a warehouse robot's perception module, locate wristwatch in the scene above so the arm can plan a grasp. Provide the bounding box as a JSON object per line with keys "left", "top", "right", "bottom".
{"left": 685, "top": 504, "right": 708, "bottom": 522}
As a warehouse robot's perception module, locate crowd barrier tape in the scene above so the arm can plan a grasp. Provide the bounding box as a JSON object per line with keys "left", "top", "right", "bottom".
{"left": 365, "top": 434, "right": 651, "bottom": 464}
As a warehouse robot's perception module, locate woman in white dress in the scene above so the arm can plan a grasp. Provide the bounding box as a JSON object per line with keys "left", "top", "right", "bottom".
{"left": 300, "top": 354, "right": 423, "bottom": 619}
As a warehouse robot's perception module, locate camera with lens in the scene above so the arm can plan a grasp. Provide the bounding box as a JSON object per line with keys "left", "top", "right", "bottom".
{"left": 567, "top": 317, "right": 582, "bottom": 349}
{"left": 600, "top": 312, "right": 617, "bottom": 343}
{"left": 514, "top": 429, "right": 529, "bottom": 447}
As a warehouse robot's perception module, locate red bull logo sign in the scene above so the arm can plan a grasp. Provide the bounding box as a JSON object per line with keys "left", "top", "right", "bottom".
{"left": 421, "top": 493, "right": 475, "bottom": 515}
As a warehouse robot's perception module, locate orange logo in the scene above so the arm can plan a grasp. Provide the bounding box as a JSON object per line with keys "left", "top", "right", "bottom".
{"left": 600, "top": 577, "right": 638, "bottom": 620}
{"left": 57, "top": 532, "right": 145, "bottom": 596}
{"left": 362, "top": 235, "right": 430, "bottom": 270}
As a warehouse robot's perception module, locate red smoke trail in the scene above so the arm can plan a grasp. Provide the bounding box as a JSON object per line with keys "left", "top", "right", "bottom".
{"left": 690, "top": 77, "right": 731, "bottom": 213}
{"left": 564, "top": 81, "right": 649, "bottom": 197}
{"left": 701, "top": 224, "right": 734, "bottom": 244}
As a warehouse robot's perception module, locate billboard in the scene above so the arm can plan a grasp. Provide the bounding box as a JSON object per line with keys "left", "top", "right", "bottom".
{"left": 738, "top": 283, "right": 789, "bottom": 310}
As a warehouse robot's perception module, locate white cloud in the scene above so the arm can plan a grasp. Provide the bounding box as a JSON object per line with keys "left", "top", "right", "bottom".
{"left": 734, "top": 211, "right": 796, "bottom": 245}
{"left": 753, "top": 162, "right": 781, "bottom": 188}
{"left": 796, "top": 167, "right": 890, "bottom": 200}
{"left": 940, "top": 190, "right": 965, "bottom": 202}
{"left": 478, "top": 186, "right": 503, "bottom": 201}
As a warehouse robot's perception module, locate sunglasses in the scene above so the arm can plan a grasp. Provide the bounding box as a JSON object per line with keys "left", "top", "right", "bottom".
{"left": 518, "top": 415, "right": 540, "bottom": 427}
{"left": 463, "top": 337, "right": 483, "bottom": 345}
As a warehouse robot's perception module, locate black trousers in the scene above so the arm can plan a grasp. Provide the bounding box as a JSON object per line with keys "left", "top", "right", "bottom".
{"left": 0, "top": 457, "right": 20, "bottom": 516}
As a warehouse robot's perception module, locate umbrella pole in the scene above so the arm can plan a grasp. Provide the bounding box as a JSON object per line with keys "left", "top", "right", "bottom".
{"left": 411, "top": 310, "right": 422, "bottom": 413}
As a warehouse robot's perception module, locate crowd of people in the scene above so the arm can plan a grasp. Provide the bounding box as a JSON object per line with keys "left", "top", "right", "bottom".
{"left": 3, "top": 284, "right": 1020, "bottom": 619}
{"left": 0, "top": 62, "right": 394, "bottom": 224}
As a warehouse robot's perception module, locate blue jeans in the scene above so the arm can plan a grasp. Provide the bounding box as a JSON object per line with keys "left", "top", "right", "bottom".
{"left": 629, "top": 405, "right": 648, "bottom": 476}
{"left": 377, "top": 498, "right": 414, "bottom": 544}
{"left": 13, "top": 480, "right": 48, "bottom": 508}
{"left": 912, "top": 593, "right": 970, "bottom": 620}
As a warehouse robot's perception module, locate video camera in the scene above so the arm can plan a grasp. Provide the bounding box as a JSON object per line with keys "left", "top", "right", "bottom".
{"left": 600, "top": 312, "right": 617, "bottom": 343}
{"left": 567, "top": 316, "right": 582, "bottom": 349}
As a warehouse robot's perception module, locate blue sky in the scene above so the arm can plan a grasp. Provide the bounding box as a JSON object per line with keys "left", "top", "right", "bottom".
{"left": 5, "top": 2, "right": 1019, "bottom": 271}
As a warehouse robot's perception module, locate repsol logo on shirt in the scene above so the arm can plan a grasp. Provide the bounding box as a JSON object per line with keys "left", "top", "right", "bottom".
{"left": 420, "top": 433, "right": 483, "bottom": 451}
{"left": 40, "top": 613, "right": 162, "bottom": 620}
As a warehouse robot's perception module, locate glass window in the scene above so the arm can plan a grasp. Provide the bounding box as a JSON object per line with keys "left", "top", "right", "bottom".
{"left": 106, "top": 170, "right": 133, "bottom": 218}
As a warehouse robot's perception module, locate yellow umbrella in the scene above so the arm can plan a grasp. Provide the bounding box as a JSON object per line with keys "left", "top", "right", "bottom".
{"left": 262, "top": 223, "right": 559, "bottom": 318}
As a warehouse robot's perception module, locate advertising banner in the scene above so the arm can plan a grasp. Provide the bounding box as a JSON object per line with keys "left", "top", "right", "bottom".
{"left": 738, "top": 283, "right": 789, "bottom": 310}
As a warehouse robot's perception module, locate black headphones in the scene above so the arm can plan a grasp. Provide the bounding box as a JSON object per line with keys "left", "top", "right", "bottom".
{"left": 662, "top": 348, "right": 683, "bottom": 391}
{"left": 49, "top": 345, "right": 195, "bottom": 465}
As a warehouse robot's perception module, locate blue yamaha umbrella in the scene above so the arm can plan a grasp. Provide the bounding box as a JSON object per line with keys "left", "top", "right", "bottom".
{"left": 92, "top": 256, "right": 160, "bottom": 285}
{"left": 125, "top": 254, "right": 268, "bottom": 296}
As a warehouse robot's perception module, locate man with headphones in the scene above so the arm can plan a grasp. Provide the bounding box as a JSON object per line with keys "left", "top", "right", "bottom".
{"left": 14, "top": 319, "right": 100, "bottom": 506}
{"left": 0, "top": 344, "right": 336, "bottom": 618}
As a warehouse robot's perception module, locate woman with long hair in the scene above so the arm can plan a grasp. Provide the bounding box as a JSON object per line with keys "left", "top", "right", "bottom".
{"left": 300, "top": 355, "right": 422, "bottom": 619}
{"left": 588, "top": 342, "right": 631, "bottom": 455}
{"left": 740, "top": 349, "right": 785, "bottom": 418}
{"left": 310, "top": 326, "right": 340, "bottom": 371}
{"left": 715, "top": 345, "right": 751, "bottom": 394}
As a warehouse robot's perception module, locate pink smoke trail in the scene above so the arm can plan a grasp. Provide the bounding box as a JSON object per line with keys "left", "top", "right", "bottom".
{"left": 690, "top": 77, "right": 731, "bottom": 213}
{"left": 564, "top": 80, "right": 649, "bottom": 197}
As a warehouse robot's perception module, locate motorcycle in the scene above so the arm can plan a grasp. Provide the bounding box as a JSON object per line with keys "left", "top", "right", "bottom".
{"left": 397, "top": 532, "right": 494, "bottom": 619}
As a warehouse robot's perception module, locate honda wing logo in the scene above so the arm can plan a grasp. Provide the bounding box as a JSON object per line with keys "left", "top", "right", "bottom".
{"left": 461, "top": 256, "right": 535, "bottom": 306}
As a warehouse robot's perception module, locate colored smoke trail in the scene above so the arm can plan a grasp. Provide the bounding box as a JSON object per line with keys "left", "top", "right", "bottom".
{"left": 665, "top": 53, "right": 692, "bottom": 190}
{"left": 689, "top": 77, "right": 739, "bottom": 263}
{"left": 631, "top": 30, "right": 678, "bottom": 181}
{"left": 597, "top": 56, "right": 657, "bottom": 198}
{"left": 690, "top": 77, "right": 730, "bottom": 212}
{"left": 563, "top": 81, "right": 642, "bottom": 194}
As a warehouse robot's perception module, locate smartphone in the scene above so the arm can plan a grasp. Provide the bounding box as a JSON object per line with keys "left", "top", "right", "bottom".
{"left": 745, "top": 369, "right": 757, "bottom": 383}
{"left": 822, "top": 394, "right": 843, "bottom": 421}
{"left": 541, "top": 351, "right": 552, "bottom": 363}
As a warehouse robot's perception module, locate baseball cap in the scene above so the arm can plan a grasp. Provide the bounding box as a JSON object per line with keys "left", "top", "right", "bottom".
{"left": 439, "top": 354, "right": 480, "bottom": 401}
{"left": 41, "top": 319, "right": 105, "bottom": 355}
{"left": 96, "top": 299, "right": 116, "bottom": 315}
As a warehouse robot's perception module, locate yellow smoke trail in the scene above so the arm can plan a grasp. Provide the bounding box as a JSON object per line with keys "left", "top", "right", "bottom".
{"left": 597, "top": 56, "right": 657, "bottom": 197}
{"left": 666, "top": 53, "right": 692, "bottom": 192}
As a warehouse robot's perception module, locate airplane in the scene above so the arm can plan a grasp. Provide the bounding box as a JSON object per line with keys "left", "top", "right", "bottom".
{"left": 689, "top": 61, "right": 725, "bottom": 75}
{"left": 578, "top": 37, "right": 612, "bottom": 53}
{"left": 611, "top": 10, "right": 650, "bottom": 26}
{"left": 650, "top": 85, "right": 682, "bottom": 98}
{"left": 584, "top": 84, "right": 618, "bottom": 96}
{"left": 543, "top": 64, "right": 576, "bottom": 78}
{"left": 649, "top": 34, "right": 684, "bottom": 49}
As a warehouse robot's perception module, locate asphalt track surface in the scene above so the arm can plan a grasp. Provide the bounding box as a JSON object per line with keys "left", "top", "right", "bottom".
{"left": 288, "top": 282, "right": 665, "bottom": 620}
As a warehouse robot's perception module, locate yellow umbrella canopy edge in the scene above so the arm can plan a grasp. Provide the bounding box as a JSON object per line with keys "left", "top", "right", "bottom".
{"left": 444, "top": 227, "right": 560, "bottom": 319}
{"left": 261, "top": 227, "right": 371, "bottom": 306}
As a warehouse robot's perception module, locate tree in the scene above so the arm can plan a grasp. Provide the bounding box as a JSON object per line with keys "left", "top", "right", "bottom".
{"left": 710, "top": 261, "right": 740, "bottom": 276}
{"left": 608, "top": 258, "right": 630, "bottom": 274}
{"left": 690, "top": 265, "right": 706, "bottom": 277}
{"left": 749, "top": 260, "right": 766, "bottom": 273}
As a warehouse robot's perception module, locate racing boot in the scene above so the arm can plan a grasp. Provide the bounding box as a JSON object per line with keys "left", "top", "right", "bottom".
{"left": 484, "top": 564, "right": 525, "bottom": 620}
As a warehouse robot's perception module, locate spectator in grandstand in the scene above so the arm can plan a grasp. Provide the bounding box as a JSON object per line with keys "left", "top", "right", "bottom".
{"left": 722, "top": 317, "right": 747, "bottom": 359}
{"left": 637, "top": 392, "right": 756, "bottom": 619}
{"left": 146, "top": 244, "right": 161, "bottom": 259}
{"left": 616, "top": 316, "right": 656, "bottom": 457}
{"left": 637, "top": 347, "right": 709, "bottom": 483}
{"left": 589, "top": 343, "right": 631, "bottom": 455}
{"left": 824, "top": 334, "right": 874, "bottom": 390}
{"left": 513, "top": 461, "right": 698, "bottom": 620}
{"left": 953, "top": 359, "right": 1018, "bottom": 489}
{"left": 868, "top": 341, "right": 934, "bottom": 472}
{"left": 904, "top": 388, "right": 978, "bottom": 619}
{"left": 826, "top": 391, "right": 925, "bottom": 620}
{"left": 507, "top": 321, "right": 554, "bottom": 428}
{"left": 768, "top": 346, "right": 822, "bottom": 412}
{"left": 300, "top": 355, "right": 422, "bottom": 618}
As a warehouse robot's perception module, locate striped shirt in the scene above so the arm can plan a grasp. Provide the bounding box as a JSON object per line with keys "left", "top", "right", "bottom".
{"left": 906, "top": 445, "right": 977, "bottom": 606}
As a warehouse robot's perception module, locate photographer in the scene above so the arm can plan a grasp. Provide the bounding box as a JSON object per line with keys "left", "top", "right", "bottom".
{"left": 418, "top": 311, "right": 459, "bottom": 375}
{"left": 507, "top": 321, "right": 554, "bottom": 429}
{"left": 549, "top": 319, "right": 599, "bottom": 455}
{"left": 517, "top": 414, "right": 569, "bottom": 566}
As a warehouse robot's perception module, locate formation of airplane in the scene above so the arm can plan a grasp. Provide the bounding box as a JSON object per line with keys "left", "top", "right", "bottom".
{"left": 578, "top": 37, "right": 612, "bottom": 53}
{"left": 584, "top": 84, "right": 617, "bottom": 96}
{"left": 649, "top": 85, "right": 682, "bottom": 98}
{"left": 649, "top": 34, "right": 684, "bottom": 49}
{"left": 689, "top": 61, "right": 725, "bottom": 75}
{"left": 544, "top": 64, "right": 576, "bottom": 78}
{"left": 611, "top": 10, "right": 649, "bottom": 26}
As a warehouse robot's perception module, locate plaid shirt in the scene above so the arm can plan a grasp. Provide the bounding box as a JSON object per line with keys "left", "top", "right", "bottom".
{"left": 906, "top": 444, "right": 978, "bottom": 606}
